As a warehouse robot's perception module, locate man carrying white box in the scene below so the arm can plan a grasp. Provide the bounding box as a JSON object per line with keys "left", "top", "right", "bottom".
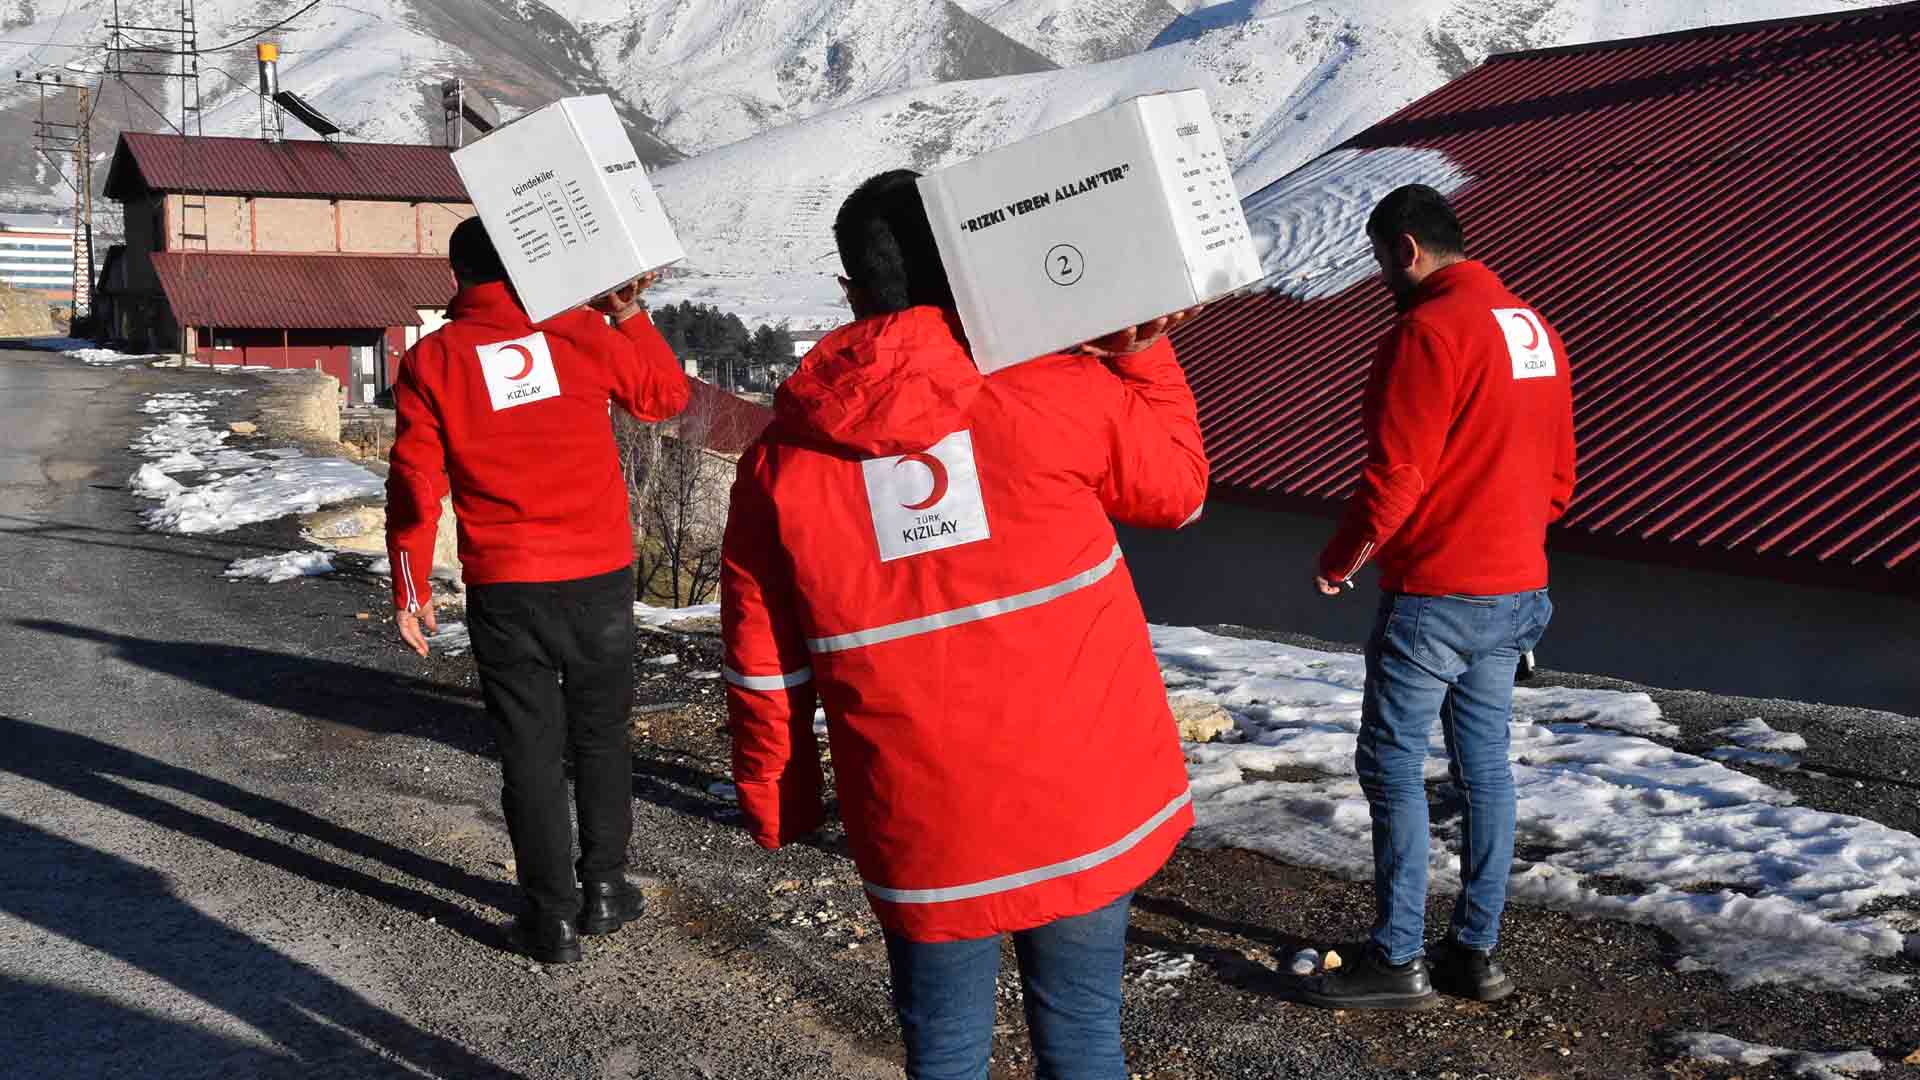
{"left": 385, "top": 218, "right": 689, "bottom": 965}
{"left": 720, "top": 166, "right": 1210, "bottom": 1079}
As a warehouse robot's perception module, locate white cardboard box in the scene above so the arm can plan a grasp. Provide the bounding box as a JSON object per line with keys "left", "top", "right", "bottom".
{"left": 918, "top": 89, "right": 1263, "bottom": 374}
{"left": 452, "top": 95, "right": 685, "bottom": 324}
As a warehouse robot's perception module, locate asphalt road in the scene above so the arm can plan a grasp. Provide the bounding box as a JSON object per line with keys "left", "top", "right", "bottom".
{"left": 0, "top": 352, "right": 906, "bottom": 1079}
{"left": 3, "top": 349, "right": 1916, "bottom": 1080}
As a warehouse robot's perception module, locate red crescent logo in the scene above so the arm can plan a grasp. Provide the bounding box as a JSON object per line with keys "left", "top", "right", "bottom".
{"left": 896, "top": 452, "right": 949, "bottom": 511}
{"left": 500, "top": 343, "right": 536, "bottom": 380}
{"left": 1509, "top": 311, "right": 1541, "bottom": 351}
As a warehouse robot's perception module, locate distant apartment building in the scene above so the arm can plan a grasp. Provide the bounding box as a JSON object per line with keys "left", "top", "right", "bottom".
{"left": 0, "top": 214, "right": 76, "bottom": 303}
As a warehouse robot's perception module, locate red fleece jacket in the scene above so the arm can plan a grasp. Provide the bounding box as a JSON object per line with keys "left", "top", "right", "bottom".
{"left": 1319, "top": 260, "right": 1576, "bottom": 596}
{"left": 385, "top": 282, "right": 689, "bottom": 610}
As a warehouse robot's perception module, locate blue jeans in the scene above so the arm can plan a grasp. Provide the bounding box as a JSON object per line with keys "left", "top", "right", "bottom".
{"left": 1355, "top": 590, "right": 1552, "bottom": 964}
{"left": 884, "top": 894, "right": 1132, "bottom": 1080}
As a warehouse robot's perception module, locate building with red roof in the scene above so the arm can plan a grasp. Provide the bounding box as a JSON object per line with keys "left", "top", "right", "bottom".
{"left": 1127, "top": 2, "right": 1919, "bottom": 710}
{"left": 99, "top": 132, "right": 474, "bottom": 404}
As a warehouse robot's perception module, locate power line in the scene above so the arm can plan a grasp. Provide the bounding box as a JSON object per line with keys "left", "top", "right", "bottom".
{"left": 0, "top": 35, "right": 89, "bottom": 48}
{"left": 115, "top": 73, "right": 182, "bottom": 135}
{"left": 196, "top": 0, "right": 324, "bottom": 54}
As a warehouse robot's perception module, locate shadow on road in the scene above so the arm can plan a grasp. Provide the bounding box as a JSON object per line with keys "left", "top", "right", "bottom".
{"left": 0, "top": 715, "right": 516, "bottom": 938}
{"left": 0, "top": 815, "right": 527, "bottom": 1080}
{"left": 0, "top": 513, "right": 277, "bottom": 569}
{"left": 13, "top": 619, "right": 492, "bottom": 753}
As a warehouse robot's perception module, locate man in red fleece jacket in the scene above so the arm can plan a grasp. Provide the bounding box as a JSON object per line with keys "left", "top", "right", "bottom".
{"left": 1300, "top": 185, "right": 1574, "bottom": 1011}
{"left": 386, "top": 218, "right": 689, "bottom": 963}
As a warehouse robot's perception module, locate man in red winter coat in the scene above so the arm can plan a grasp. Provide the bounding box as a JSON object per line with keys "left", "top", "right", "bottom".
{"left": 721, "top": 170, "right": 1207, "bottom": 1079}
{"left": 386, "top": 217, "right": 689, "bottom": 964}
{"left": 1299, "top": 185, "right": 1574, "bottom": 1010}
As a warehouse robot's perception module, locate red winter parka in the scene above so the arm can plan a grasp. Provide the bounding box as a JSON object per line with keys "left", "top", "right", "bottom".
{"left": 722, "top": 306, "right": 1206, "bottom": 942}
{"left": 386, "top": 281, "right": 689, "bottom": 610}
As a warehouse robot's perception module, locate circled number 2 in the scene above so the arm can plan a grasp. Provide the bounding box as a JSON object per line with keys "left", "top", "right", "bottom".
{"left": 1046, "top": 244, "right": 1085, "bottom": 287}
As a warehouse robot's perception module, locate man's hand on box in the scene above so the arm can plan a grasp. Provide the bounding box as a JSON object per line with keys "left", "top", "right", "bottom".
{"left": 590, "top": 272, "right": 660, "bottom": 323}
{"left": 1077, "top": 305, "right": 1205, "bottom": 360}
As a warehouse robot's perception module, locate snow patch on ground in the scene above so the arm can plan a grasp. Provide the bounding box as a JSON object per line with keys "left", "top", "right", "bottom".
{"left": 636, "top": 603, "right": 722, "bottom": 629}
{"left": 1154, "top": 624, "right": 1920, "bottom": 997}
{"left": 1707, "top": 718, "right": 1809, "bottom": 771}
{"left": 224, "top": 551, "right": 338, "bottom": 584}
{"left": 426, "top": 622, "right": 471, "bottom": 657}
{"left": 129, "top": 464, "right": 184, "bottom": 500}
{"left": 1716, "top": 717, "right": 1810, "bottom": 754}
{"left": 1670, "top": 1032, "right": 1881, "bottom": 1079}
{"left": 67, "top": 346, "right": 161, "bottom": 366}
{"left": 127, "top": 392, "right": 384, "bottom": 536}
{"left": 615, "top": 606, "right": 1917, "bottom": 996}
{"left": 1245, "top": 147, "right": 1472, "bottom": 301}
{"left": 140, "top": 459, "right": 385, "bottom": 535}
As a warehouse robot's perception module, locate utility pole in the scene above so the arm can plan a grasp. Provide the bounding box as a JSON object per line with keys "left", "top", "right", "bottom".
{"left": 13, "top": 73, "right": 94, "bottom": 319}
{"left": 104, "top": 0, "right": 206, "bottom": 136}
{"left": 72, "top": 84, "right": 92, "bottom": 318}
{"left": 177, "top": 0, "right": 203, "bottom": 137}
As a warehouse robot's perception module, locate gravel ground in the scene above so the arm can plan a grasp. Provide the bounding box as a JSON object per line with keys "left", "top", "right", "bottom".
{"left": 2, "top": 350, "right": 1916, "bottom": 1079}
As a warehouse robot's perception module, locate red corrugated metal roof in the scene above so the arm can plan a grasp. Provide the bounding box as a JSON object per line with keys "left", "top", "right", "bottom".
{"left": 106, "top": 133, "right": 468, "bottom": 202}
{"left": 679, "top": 378, "right": 773, "bottom": 456}
{"left": 150, "top": 253, "right": 455, "bottom": 329}
{"left": 1173, "top": 1, "right": 1920, "bottom": 576}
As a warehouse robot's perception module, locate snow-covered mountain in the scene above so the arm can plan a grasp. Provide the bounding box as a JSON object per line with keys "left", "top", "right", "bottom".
{"left": 641, "top": 0, "right": 1881, "bottom": 327}
{"left": 1, "top": 0, "right": 1887, "bottom": 328}
{"left": 952, "top": 0, "right": 1189, "bottom": 66}
{"left": 568, "top": 0, "right": 1058, "bottom": 156}
{"left": 0, "top": 0, "right": 679, "bottom": 219}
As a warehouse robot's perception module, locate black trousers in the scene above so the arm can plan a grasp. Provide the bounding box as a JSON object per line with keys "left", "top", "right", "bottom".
{"left": 465, "top": 566, "right": 636, "bottom": 919}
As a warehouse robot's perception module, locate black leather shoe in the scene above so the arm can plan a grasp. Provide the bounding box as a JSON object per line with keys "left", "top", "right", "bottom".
{"left": 1293, "top": 944, "right": 1439, "bottom": 1011}
{"left": 578, "top": 877, "right": 646, "bottom": 936}
{"left": 509, "top": 912, "right": 582, "bottom": 964}
{"left": 1431, "top": 936, "right": 1514, "bottom": 1002}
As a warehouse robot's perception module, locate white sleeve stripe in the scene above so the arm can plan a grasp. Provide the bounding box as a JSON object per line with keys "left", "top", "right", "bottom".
{"left": 1341, "top": 541, "right": 1376, "bottom": 583}
{"left": 398, "top": 551, "right": 419, "bottom": 611}
{"left": 722, "top": 665, "right": 814, "bottom": 691}
{"left": 1179, "top": 504, "right": 1205, "bottom": 528}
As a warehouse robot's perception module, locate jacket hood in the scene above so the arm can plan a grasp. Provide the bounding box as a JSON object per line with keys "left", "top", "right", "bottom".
{"left": 447, "top": 281, "right": 528, "bottom": 330}
{"left": 774, "top": 306, "right": 983, "bottom": 457}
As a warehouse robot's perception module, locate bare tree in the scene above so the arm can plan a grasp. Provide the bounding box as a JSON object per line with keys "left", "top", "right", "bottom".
{"left": 617, "top": 389, "right": 729, "bottom": 607}
{"left": 613, "top": 408, "right": 663, "bottom": 565}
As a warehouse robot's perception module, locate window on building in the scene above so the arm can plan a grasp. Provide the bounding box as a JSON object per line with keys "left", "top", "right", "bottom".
{"left": 211, "top": 331, "right": 239, "bottom": 350}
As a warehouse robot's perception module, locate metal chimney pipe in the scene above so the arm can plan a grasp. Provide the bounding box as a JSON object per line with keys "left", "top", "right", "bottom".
{"left": 257, "top": 43, "right": 284, "bottom": 143}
